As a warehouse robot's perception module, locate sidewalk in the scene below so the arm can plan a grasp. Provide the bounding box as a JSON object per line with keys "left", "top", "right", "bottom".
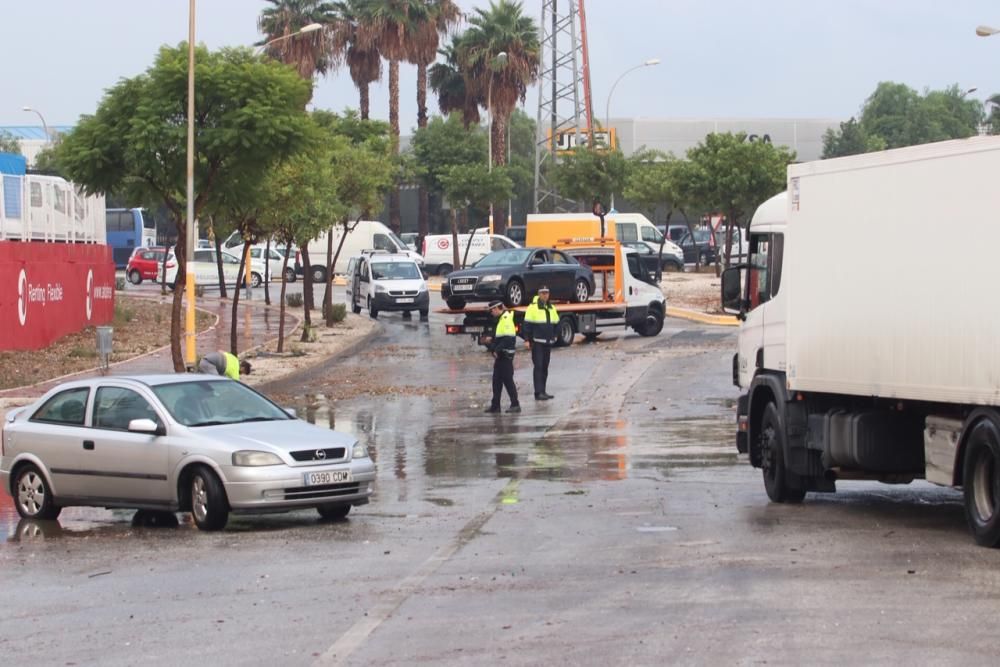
{"left": 0, "top": 294, "right": 300, "bottom": 402}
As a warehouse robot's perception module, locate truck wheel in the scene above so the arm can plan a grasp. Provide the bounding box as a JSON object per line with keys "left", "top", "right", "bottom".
{"left": 446, "top": 296, "right": 466, "bottom": 310}
{"left": 636, "top": 309, "right": 664, "bottom": 337}
{"left": 437, "top": 264, "right": 453, "bottom": 277}
{"left": 963, "top": 418, "right": 1000, "bottom": 547}
{"left": 505, "top": 279, "right": 525, "bottom": 307}
{"left": 555, "top": 316, "right": 575, "bottom": 347}
{"left": 283, "top": 267, "right": 297, "bottom": 283}
{"left": 759, "top": 403, "right": 806, "bottom": 504}
{"left": 574, "top": 279, "right": 591, "bottom": 303}
{"left": 583, "top": 332, "right": 601, "bottom": 343}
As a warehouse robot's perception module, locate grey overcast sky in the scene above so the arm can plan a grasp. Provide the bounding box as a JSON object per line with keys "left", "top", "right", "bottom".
{"left": 3, "top": 1, "right": 1000, "bottom": 130}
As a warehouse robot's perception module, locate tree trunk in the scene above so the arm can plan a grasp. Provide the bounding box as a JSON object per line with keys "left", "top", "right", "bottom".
{"left": 230, "top": 242, "right": 251, "bottom": 355}
{"left": 160, "top": 243, "right": 170, "bottom": 295}
{"left": 213, "top": 228, "right": 228, "bottom": 300}
{"left": 326, "top": 220, "right": 353, "bottom": 327}
{"left": 264, "top": 237, "right": 271, "bottom": 306}
{"left": 462, "top": 226, "right": 477, "bottom": 270}
{"left": 388, "top": 59, "right": 401, "bottom": 234}
{"left": 299, "top": 244, "right": 314, "bottom": 342}
{"left": 322, "top": 228, "right": 334, "bottom": 322}
{"left": 360, "top": 82, "right": 370, "bottom": 121}
{"left": 656, "top": 210, "right": 673, "bottom": 283}
{"left": 492, "top": 114, "right": 509, "bottom": 235}
{"left": 169, "top": 221, "right": 188, "bottom": 372}
{"left": 451, "top": 209, "right": 460, "bottom": 270}
{"left": 277, "top": 241, "right": 291, "bottom": 353}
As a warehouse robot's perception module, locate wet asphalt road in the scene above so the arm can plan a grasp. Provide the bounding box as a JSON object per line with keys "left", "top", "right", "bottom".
{"left": 3, "top": 289, "right": 1000, "bottom": 665}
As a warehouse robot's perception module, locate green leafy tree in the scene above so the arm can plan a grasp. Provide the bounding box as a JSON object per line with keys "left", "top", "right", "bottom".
{"left": 430, "top": 39, "right": 481, "bottom": 128}
{"left": 683, "top": 132, "right": 794, "bottom": 273}
{"left": 411, "top": 113, "right": 488, "bottom": 197}
{"left": 623, "top": 149, "right": 690, "bottom": 278}
{"left": 30, "top": 142, "right": 64, "bottom": 175}
{"left": 457, "top": 0, "right": 541, "bottom": 232}
{"left": 822, "top": 118, "right": 886, "bottom": 159}
{"left": 551, "top": 147, "right": 629, "bottom": 209}
{"left": 440, "top": 163, "right": 512, "bottom": 268}
{"left": 0, "top": 131, "right": 22, "bottom": 155}
{"left": 58, "top": 44, "right": 312, "bottom": 370}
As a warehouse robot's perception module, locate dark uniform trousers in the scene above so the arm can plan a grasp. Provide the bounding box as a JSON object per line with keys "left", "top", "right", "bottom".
{"left": 492, "top": 352, "right": 519, "bottom": 408}
{"left": 531, "top": 343, "right": 551, "bottom": 396}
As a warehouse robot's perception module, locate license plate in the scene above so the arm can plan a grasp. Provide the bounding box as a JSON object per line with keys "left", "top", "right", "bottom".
{"left": 453, "top": 284, "right": 474, "bottom": 292}
{"left": 304, "top": 470, "right": 351, "bottom": 486}
{"left": 466, "top": 326, "right": 484, "bottom": 333}
{"left": 396, "top": 297, "right": 414, "bottom": 303}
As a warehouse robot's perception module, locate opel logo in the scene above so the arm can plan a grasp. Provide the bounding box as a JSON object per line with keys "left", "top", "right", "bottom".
{"left": 315, "top": 449, "right": 326, "bottom": 460}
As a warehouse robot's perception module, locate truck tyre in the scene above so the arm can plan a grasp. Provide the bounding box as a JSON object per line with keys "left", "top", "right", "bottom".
{"left": 636, "top": 309, "right": 664, "bottom": 337}
{"left": 283, "top": 267, "right": 297, "bottom": 283}
{"left": 759, "top": 402, "right": 806, "bottom": 504}
{"left": 555, "top": 316, "right": 575, "bottom": 347}
{"left": 583, "top": 332, "right": 601, "bottom": 343}
{"left": 311, "top": 266, "right": 327, "bottom": 284}
{"left": 446, "top": 296, "right": 466, "bottom": 310}
{"left": 574, "top": 278, "right": 591, "bottom": 303}
{"left": 437, "top": 264, "right": 453, "bottom": 277}
{"left": 962, "top": 418, "right": 1000, "bottom": 547}
{"left": 505, "top": 279, "right": 526, "bottom": 307}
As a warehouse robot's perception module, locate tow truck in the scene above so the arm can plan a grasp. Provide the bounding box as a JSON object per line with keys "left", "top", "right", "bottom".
{"left": 439, "top": 238, "right": 666, "bottom": 346}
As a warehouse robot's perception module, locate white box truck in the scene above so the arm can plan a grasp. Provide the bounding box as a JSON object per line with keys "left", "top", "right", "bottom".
{"left": 723, "top": 137, "right": 1000, "bottom": 546}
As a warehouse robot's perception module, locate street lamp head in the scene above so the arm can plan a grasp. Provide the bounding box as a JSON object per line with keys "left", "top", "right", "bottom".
{"left": 644, "top": 58, "right": 661, "bottom": 66}
{"left": 976, "top": 25, "right": 1000, "bottom": 37}
{"left": 496, "top": 51, "right": 508, "bottom": 63}
{"left": 21, "top": 106, "right": 33, "bottom": 112}
{"left": 963, "top": 87, "right": 979, "bottom": 98}
{"left": 299, "top": 22, "right": 322, "bottom": 34}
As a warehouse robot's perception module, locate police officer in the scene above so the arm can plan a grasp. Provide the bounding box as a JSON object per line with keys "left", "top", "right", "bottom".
{"left": 198, "top": 350, "right": 251, "bottom": 380}
{"left": 521, "top": 286, "right": 558, "bottom": 400}
{"left": 483, "top": 301, "right": 520, "bottom": 413}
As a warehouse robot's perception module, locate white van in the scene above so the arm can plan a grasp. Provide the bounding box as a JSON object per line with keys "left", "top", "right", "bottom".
{"left": 297, "top": 220, "right": 424, "bottom": 283}
{"left": 345, "top": 252, "right": 429, "bottom": 319}
{"left": 422, "top": 233, "right": 520, "bottom": 276}
{"left": 609, "top": 212, "right": 685, "bottom": 263}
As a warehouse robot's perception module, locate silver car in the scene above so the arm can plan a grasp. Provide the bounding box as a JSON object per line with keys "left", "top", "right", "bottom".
{"left": 0, "top": 375, "right": 375, "bottom": 531}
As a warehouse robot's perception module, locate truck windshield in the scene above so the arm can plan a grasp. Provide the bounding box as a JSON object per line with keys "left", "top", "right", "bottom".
{"left": 477, "top": 249, "right": 532, "bottom": 267}
{"left": 371, "top": 262, "right": 421, "bottom": 280}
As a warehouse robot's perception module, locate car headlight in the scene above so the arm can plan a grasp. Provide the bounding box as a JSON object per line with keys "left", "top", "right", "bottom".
{"left": 418, "top": 283, "right": 428, "bottom": 292}
{"left": 232, "top": 451, "right": 283, "bottom": 466}
{"left": 375, "top": 284, "right": 387, "bottom": 293}
{"left": 479, "top": 274, "right": 503, "bottom": 283}
{"left": 352, "top": 442, "right": 369, "bottom": 459}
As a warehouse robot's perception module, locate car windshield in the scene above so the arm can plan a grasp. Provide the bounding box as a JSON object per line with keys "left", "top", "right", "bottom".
{"left": 371, "top": 261, "right": 421, "bottom": 280}
{"left": 476, "top": 249, "right": 532, "bottom": 267}
{"left": 691, "top": 229, "right": 711, "bottom": 243}
{"left": 153, "top": 380, "right": 291, "bottom": 427}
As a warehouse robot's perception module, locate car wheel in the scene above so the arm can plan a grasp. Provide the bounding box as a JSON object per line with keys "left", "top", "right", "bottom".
{"left": 13, "top": 464, "right": 61, "bottom": 521}
{"left": 759, "top": 403, "right": 806, "bottom": 504}
{"left": 283, "top": 267, "right": 297, "bottom": 283}
{"left": 127, "top": 269, "right": 142, "bottom": 285}
{"left": 190, "top": 467, "right": 229, "bottom": 531}
{"left": 573, "top": 278, "right": 591, "bottom": 303}
{"left": 250, "top": 272, "right": 263, "bottom": 288}
{"left": 351, "top": 296, "right": 361, "bottom": 315}
{"left": 505, "top": 279, "right": 525, "bottom": 307}
{"left": 368, "top": 297, "right": 378, "bottom": 319}
{"left": 419, "top": 308, "right": 429, "bottom": 319}
{"left": 446, "top": 296, "right": 466, "bottom": 310}
{"left": 663, "top": 260, "right": 681, "bottom": 273}
{"left": 437, "top": 264, "right": 453, "bottom": 277}
{"left": 963, "top": 418, "right": 1000, "bottom": 547}
{"left": 311, "top": 266, "right": 327, "bottom": 284}
{"left": 555, "top": 316, "right": 575, "bottom": 347}
{"left": 317, "top": 504, "right": 351, "bottom": 521}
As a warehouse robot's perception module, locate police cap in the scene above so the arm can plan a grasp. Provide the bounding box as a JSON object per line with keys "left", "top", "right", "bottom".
{"left": 538, "top": 285, "right": 550, "bottom": 293}
{"left": 488, "top": 300, "right": 504, "bottom": 310}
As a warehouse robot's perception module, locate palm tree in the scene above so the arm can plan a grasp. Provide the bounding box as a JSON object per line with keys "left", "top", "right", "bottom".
{"left": 258, "top": 0, "right": 339, "bottom": 82}
{"left": 410, "top": 1, "right": 461, "bottom": 240}
{"left": 356, "top": 0, "right": 429, "bottom": 233}
{"left": 458, "top": 0, "right": 540, "bottom": 232}
{"left": 430, "top": 40, "right": 481, "bottom": 128}
{"left": 331, "top": 0, "right": 382, "bottom": 120}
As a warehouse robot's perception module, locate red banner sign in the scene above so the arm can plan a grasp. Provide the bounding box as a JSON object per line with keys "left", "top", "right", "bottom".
{"left": 0, "top": 242, "right": 115, "bottom": 350}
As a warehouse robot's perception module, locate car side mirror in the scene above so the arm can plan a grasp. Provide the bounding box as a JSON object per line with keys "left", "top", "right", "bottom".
{"left": 721, "top": 266, "right": 745, "bottom": 318}
{"left": 284, "top": 407, "right": 297, "bottom": 418}
{"left": 128, "top": 418, "right": 165, "bottom": 436}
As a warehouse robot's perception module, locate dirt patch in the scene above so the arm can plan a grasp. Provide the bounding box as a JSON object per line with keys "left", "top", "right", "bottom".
{"left": 0, "top": 297, "right": 214, "bottom": 391}
{"left": 661, "top": 271, "right": 723, "bottom": 314}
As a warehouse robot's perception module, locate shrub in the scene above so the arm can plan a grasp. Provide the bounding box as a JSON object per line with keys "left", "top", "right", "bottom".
{"left": 68, "top": 346, "right": 98, "bottom": 359}
{"left": 115, "top": 277, "right": 126, "bottom": 291}
{"left": 325, "top": 302, "right": 346, "bottom": 324}
{"left": 113, "top": 302, "right": 134, "bottom": 325}
{"left": 286, "top": 293, "right": 304, "bottom": 308}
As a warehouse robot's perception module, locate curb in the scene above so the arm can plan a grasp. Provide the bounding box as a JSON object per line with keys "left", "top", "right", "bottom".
{"left": 666, "top": 306, "right": 739, "bottom": 327}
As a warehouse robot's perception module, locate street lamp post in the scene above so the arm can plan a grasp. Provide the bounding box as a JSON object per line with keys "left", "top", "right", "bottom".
{"left": 185, "top": 0, "right": 197, "bottom": 368}
{"left": 22, "top": 106, "right": 50, "bottom": 144}
{"left": 487, "top": 51, "right": 508, "bottom": 235}
{"left": 604, "top": 58, "right": 660, "bottom": 210}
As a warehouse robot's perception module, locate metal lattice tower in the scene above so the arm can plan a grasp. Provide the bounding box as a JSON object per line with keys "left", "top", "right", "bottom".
{"left": 533, "top": 0, "right": 594, "bottom": 213}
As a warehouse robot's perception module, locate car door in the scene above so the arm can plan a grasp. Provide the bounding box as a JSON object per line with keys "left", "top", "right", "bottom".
{"left": 548, "top": 250, "right": 578, "bottom": 298}
{"left": 87, "top": 385, "right": 170, "bottom": 503}
{"left": 192, "top": 250, "right": 217, "bottom": 286}
{"left": 523, "top": 250, "right": 548, "bottom": 295}
{"left": 358, "top": 258, "right": 371, "bottom": 306}
{"left": 219, "top": 251, "right": 243, "bottom": 286}
{"left": 22, "top": 386, "right": 94, "bottom": 499}
{"left": 346, "top": 258, "right": 357, "bottom": 305}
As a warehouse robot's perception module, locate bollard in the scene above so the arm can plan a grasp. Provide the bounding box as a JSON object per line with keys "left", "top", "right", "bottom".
{"left": 96, "top": 326, "right": 113, "bottom": 373}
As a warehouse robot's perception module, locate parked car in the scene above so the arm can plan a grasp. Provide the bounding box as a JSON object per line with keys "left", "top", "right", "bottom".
{"left": 400, "top": 232, "right": 419, "bottom": 251}
{"left": 160, "top": 249, "right": 243, "bottom": 289}
{"left": 623, "top": 241, "right": 684, "bottom": 278}
{"left": 678, "top": 228, "right": 716, "bottom": 266}
{"left": 422, "top": 233, "right": 520, "bottom": 275}
{"left": 441, "top": 247, "right": 594, "bottom": 309}
{"left": 713, "top": 226, "right": 748, "bottom": 264}
{"left": 229, "top": 244, "right": 296, "bottom": 285}
{"left": 346, "top": 252, "right": 429, "bottom": 319}
{"left": 126, "top": 247, "right": 173, "bottom": 285}
{"left": 0, "top": 375, "right": 376, "bottom": 530}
